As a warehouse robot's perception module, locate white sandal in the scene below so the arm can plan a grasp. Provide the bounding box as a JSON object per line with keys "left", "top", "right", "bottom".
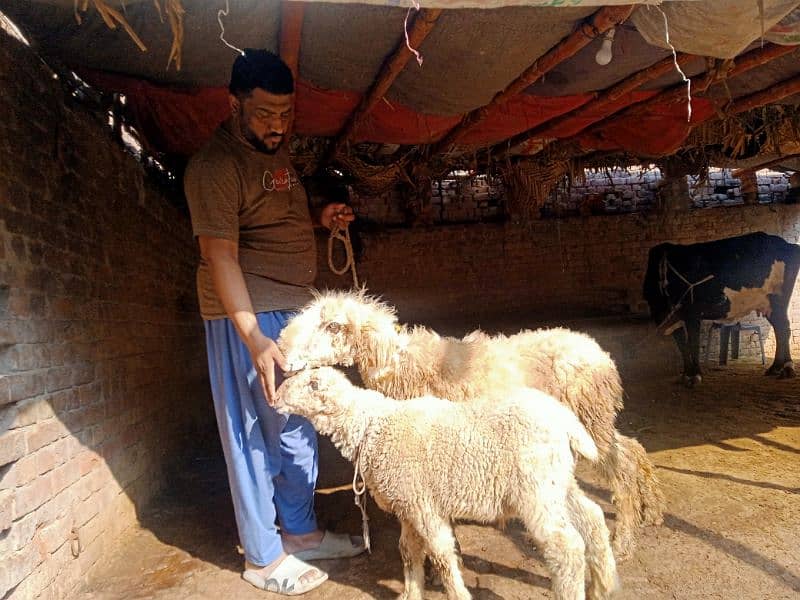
{"left": 242, "top": 555, "right": 328, "bottom": 595}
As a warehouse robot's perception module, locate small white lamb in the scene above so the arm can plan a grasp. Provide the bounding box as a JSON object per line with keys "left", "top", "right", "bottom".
{"left": 276, "top": 367, "right": 619, "bottom": 600}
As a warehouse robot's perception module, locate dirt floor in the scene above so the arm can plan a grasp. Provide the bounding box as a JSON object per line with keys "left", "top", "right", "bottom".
{"left": 77, "top": 318, "right": 800, "bottom": 600}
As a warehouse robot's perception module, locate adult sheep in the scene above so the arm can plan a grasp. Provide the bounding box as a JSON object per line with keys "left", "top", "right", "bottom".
{"left": 276, "top": 366, "right": 619, "bottom": 600}
{"left": 278, "top": 290, "right": 665, "bottom": 558}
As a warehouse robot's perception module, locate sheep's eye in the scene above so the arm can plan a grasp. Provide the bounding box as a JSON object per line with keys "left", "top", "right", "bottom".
{"left": 326, "top": 322, "right": 342, "bottom": 334}
{"left": 309, "top": 379, "right": 318, "bottom": 391}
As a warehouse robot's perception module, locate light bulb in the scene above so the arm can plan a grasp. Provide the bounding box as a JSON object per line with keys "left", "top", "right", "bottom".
{"left": 595, "top": 28, "right": 615, "bottom": 66}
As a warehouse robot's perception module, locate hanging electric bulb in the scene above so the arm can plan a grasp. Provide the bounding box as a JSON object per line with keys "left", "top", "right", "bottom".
{"left": 595, "top": 27, "right": 615, "bottom": 66}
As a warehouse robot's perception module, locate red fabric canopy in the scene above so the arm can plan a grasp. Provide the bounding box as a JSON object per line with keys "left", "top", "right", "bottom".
{"left": 81, "top": 69, "right": 716, "bottom": 159}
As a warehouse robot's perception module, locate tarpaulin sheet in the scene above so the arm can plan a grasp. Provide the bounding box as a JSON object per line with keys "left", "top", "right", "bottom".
{"left": 575, "top": 94, "right": 717, "bottom": 156}
{"left": 81, "top": 70, "right": 595, "bottom": 154}
{"left": 632, "top": 0, "right": 800, "bottom": 59}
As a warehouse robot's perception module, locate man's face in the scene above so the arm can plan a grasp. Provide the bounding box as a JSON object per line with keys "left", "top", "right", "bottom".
{"left": 231, "top": 88, "right": 293, "bottom": 154}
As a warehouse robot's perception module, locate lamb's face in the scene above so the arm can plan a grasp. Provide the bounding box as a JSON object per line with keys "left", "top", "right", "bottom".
{"left": 278, "top": 297, "right": 360, "bottom": 373}
{"left": 275, "top": 366, "right": 352, "bottom": 420}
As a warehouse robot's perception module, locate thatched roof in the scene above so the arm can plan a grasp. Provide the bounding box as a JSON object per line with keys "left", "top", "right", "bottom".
{"left": 5, "top": 1, "right": 800, "bottom": 189}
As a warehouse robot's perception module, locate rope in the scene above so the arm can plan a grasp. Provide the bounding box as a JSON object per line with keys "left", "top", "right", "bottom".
{"left": 328, "top": 225, "right": 360, "bottom": 288}
{"left": 652, "top": 4, "right": 692, "bottom": 122}
{"left": 352, "top": 444, "right": 371, "bottom": 553}
{"left": 655, "top": 256, "right": 715, "bottom": 333}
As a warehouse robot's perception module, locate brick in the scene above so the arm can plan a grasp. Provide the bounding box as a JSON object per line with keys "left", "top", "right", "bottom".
{"left": 0, "top": 544, "right": 42, "bottom": 597}
{"left": 0, "top": 489, "right": 11, "bottom": 532}
{"left": 38, "top": 515, "right": 72, "bottom": 555}
{"left": 10, "top": 397, "right": 54, "bottom": 428}
{"left": 5, "top": 370, "right": 45, "bottom": 404}
{"left": 50, "top": 459, "right": 80, "bottom": 496}
{"left": 0, "top": 429, "right": 25, "bottom": 467}
{"left": 25, "top": 419, "right": 67, "bottom": 453}
{"left": 13, "top": 473, "right": 52, "bottom": 519}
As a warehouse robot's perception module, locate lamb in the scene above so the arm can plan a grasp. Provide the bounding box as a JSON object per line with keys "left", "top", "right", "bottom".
{"left": 276, "top": 366, "right": 620, "bottom": 600}
{"left": 277, "top": 289, "right": 665, "bottom": 558}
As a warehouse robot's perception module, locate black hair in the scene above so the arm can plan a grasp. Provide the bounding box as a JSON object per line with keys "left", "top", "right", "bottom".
{"left": 229, "top": 49, "right": 294, "bottom": 97}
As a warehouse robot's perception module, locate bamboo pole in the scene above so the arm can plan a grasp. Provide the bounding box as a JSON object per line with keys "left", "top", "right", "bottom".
{"left": 540, "top": 44, "right": 798, "bottom": 161}
{"left": 731, "top": 153, "right": 800, "bottom": 178}
{"left": 280, "top": 1, "right": 305, "bottom": 136}
{"left": 427, "top": 4, "right": 635, "bottom": 156}
{"left": 319, "top": 8, "right": 443, "bottom": 169}
{"left": 495, "top": 52, "right": 697, "bottom": 158}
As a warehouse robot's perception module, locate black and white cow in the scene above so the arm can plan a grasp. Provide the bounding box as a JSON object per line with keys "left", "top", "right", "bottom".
{"left": 643, "top": 232, "right": 800, "bottom": 385}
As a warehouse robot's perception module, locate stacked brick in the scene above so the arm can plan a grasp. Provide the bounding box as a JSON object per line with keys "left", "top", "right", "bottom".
{"left": 0, "top": 31, "right": 209, "bottom": 599}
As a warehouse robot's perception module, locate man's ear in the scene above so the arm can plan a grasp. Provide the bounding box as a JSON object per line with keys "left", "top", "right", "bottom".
{"left": 229, "top": 93, "right": 240, "bottom": 116}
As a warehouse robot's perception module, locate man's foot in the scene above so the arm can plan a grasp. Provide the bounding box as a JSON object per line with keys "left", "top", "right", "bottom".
{"left": 287, "top": 530, "right": 366, "bottom": 561}
{"left": 243, "top": 553, "right": 327, "bottom": 595}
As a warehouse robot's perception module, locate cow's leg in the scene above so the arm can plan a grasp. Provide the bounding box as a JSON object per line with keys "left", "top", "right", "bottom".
{"left": 686, "top": 319, "right": 703, "bottom": 385}
{"left": 766, "top": 301, "right": 795, "bottom": 378}
{"left": 672, "top": 321, "right": 702, "bottom": 385}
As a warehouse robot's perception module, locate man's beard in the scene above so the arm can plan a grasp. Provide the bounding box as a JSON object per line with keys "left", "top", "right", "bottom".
{"left": 238, "top": 111, "right": 283, "bottom": 155}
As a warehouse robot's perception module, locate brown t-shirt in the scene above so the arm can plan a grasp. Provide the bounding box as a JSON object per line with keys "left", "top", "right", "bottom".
{"left": 184, "top": 122, "right": 316, "bottom": 320}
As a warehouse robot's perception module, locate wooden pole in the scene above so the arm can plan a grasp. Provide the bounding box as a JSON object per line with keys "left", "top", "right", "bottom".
{"left": 495, "top": 52, "right": 697, "bottom": 158}
{"left": 319, "top": 8, "right": 443, "bottom": 169}
{"left": 732, "top": 153, "right": 800, "bottom": 178}
{"left": 280, "top": 1, "right": 305, "bottom": 136}
{"left": 540, "top": 44, "right": 798, "bottom": 161}
{"left": 427, "top": 4, "right": 635, "bottom": 156}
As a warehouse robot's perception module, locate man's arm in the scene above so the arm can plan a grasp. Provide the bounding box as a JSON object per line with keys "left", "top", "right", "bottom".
{"left": 198, "top": 235, "right": 286, "bottom": 404}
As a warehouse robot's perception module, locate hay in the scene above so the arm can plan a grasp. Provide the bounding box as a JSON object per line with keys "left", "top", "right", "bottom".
{"left": 502, "top": 154, "right": 573, "bottom": 220}
{"left": 688, "top": 104, "right": 800, "bottom": 160}
{"left": 73, "top": 0, "right": 185, "bottom": 70}
{"left": 335, "top": 152, "right": 409, "bottom": 195}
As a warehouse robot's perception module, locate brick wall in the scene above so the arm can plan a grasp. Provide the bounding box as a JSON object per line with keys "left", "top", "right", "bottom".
{"left": 348, "top": 166, "right": 793, "bottom": 224}
{"left": 319, "top": 203, "right": 800, "bottom": 365}
{"left": 548, "top": 166, "right": 792, "bottom": 215}
{"left": 0, "top": 31, "right": 209, "bottom": 599}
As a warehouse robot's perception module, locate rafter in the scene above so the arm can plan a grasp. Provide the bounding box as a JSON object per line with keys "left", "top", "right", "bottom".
{"left": 280, "top": 0, "right": 305, "bottom": 136}
{"left": 728, "top": 73, "right": 800, "bottom": 115}
{"left": 319, "top": 8, "right": 443, "bottom": 170}
{"left": 494, "top": 52, "right": 697, "bottom": 159}
{"left": 732, "top": 153, "right": 800, "bottom": 178}
{"left": 535, "top": 43, "right": 799, "bottom": 162}
{"left": 425, "top": 4, "right": 635, "bottom": 159}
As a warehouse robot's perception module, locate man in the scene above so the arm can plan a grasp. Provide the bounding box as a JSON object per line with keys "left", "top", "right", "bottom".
{"left": 184, "top": 49, "right": 362, "bottom": 595}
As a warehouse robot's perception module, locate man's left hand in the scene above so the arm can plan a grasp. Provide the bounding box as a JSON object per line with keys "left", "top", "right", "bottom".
{"left": 320, "top": 203, "right": 355, "bottom": 230}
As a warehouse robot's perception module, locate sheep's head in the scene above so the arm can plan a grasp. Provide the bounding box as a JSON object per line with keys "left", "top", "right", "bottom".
{"left": 278, "top": 289, "right": 398, "bottom": 374}
{"left": 275, "top": 367, "right": 354, "bottom": 427}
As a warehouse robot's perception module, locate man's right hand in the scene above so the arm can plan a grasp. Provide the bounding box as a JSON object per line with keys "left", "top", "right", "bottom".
{"left": 247, "top": 333, "right": 288, "bottom": 405}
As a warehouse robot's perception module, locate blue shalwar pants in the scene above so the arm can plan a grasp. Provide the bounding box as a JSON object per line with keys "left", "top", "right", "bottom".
{"left": 204, "top": 311, "right": 319, "bottom": 567}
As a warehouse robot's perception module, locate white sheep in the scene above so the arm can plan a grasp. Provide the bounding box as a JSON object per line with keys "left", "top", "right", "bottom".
{"left": 278, "top": 289, "right": 665, "bottom": 558}
{"left": 276, "top": 366, "right": 620, "bottom": 600}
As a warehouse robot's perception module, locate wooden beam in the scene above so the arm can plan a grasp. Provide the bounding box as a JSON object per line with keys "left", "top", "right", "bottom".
{"left": 732, "top": 153, "right": 800, "bottom": 178}
{"left": 539, "top": 43, "right": 798, "bottom": 161}
{"left": 320, "top": 8, "right": 443, "bottom": 169}
{"left": 729, "top": 73, "right": 800, "bottom": 115}
{"left": 495, "top": 52, "right": 697, "bottom": 158}
{"left": 427, "top": 4, "right": 635, "bottom": 157}
{"left": 280, "top": 1, "right": 305, "bottom": 135}
{"left": 280, "top": 1, "right": 304, "bottom": 80}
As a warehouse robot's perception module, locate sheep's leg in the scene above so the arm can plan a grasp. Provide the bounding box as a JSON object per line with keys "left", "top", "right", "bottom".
{"left": 521, "top": 505, "right": 586, "bottom": 600}
{"left": 398, "top": 520, "right": 426, "bottom": 600}
{"left": 414, "top": 514, "right": 470, "bottom": 600}
{"left": 567, "top": 483, "right": 619, "bottom": 600}
{"left": 598, "top": 433, "right": 665, "bottom": 560}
